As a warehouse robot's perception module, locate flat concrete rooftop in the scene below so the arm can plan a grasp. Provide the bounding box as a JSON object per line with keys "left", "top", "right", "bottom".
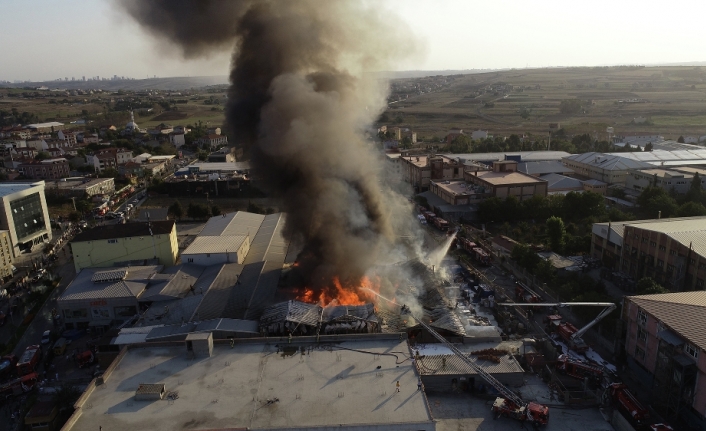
{"left": 474, "top": 170, "right": 546, "bottom": 186}
{"left": 67, "top": 337, "right": 434, "bottom": 431}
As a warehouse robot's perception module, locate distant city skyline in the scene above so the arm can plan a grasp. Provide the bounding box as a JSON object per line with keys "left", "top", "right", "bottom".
{"left": 2, "top": 0, "right": 706, "bottom": 82}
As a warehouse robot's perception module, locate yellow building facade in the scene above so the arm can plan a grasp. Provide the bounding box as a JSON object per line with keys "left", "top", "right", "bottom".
{"left": 70, "top": 221, "right": 178, "bottom": 272}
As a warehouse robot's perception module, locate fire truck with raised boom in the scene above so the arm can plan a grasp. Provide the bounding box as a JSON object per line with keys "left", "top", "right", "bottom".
{"left": 400, "top": 305, "right": 549, "bottom": 428}
{"left": 0, "top": 372, "right": 38, "bottom": 399}
{"left": 555, "top": 354, "right": 604, "bottom": 382}
{"left": 502, "top": 302, "right": 617, "bottom": 354}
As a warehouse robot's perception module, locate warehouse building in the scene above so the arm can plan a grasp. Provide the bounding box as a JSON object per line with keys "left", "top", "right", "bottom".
{"left": 626, "top": 166, "right": 706, "bottom": 194}
{"left": 562, "top": 152, "right": 653, "bottom": 184}
{"left": 591, "top": 216, "right": 706, "bottom": 291}
{"left": 0, "top": 181, "right": 52, "bottom": 257}
{"left": 181, "top": 234, "right": 250, "bottom": 265}
{"left": 58, "top": 265, "right": 162, "bottom": 330}
{"left": 61, "top": 336, "right": 435, "bottom": 431}
{"left": 50, "top": 177, "right": 115, "bottom": 198}
{"left": 623, "top": 291, "right": 706, "bottom": 430}
{"left": 70, "top": 221, "right": 178, "bottom": 271}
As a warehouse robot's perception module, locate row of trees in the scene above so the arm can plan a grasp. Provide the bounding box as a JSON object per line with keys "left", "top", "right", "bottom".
{"left": 636, "top": 173, "right": 706, "bottom": 219}
{"left": 167, "top": 201, "right": 221, "bottom": 220}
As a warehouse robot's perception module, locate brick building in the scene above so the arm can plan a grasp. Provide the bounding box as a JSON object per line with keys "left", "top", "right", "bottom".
{"left": 592, "top": 216, "right": 706, "bottom": 291}
{"left": 623, "top": 291, "right": 706, "bottom": 430}
{"left": 18, "top": 158, "right": 70, "bottom": 180}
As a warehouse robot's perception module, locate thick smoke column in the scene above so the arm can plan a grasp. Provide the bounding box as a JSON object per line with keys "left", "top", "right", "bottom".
{"left": 120, "top": 0, "right": 417, "bottom": 290}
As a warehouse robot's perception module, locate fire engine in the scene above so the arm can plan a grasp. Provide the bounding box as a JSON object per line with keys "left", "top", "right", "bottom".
{"left": 515, "top": 281, "right": 542, "bottom": 304}
{"left": 0, "top": 372, "right": 38, "bottom": 399}
{"left": 432, "top": 217, "right": 449, "bottom": 231}
{"left": 401, "top": 307, "right": 549, "bottom": 427}
{"left": 555, "top": 354, "right": 603, "bottom": 382}
{"left": 16, "top": 345, "right": 42, "bottom": 376}
{"left": 457, "top": 237, "right": 477, "bottom": 252}
{"left": 472, "top": 247, "right": 492, "bottom": 266}
{"left": 75, "top": 350, "right": 95, "bottom": 368}
{"left": 608, "top": 383, "right": 651, "bottom": 426}
{"left": 503, "top": 302, "right": 617, "bottom": 355}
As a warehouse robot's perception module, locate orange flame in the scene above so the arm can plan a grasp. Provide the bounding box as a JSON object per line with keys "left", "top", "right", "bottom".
{"left": 296, "top": 276, "right": 381, "bottom": 306}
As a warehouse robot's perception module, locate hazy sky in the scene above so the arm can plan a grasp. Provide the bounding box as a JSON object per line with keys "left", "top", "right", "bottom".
{"left": 2, "top": 0, "right": 706, "bottom": 82}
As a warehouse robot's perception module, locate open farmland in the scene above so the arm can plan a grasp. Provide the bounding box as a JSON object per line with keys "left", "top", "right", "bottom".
{"left": 383, "top": 66, "right": 706, "bottom": 141}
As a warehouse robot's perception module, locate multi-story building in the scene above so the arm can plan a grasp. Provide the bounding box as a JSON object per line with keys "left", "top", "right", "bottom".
{"left": 626, "top": 166, "right": 706, "bottom": 194}
{"left": 592, "top": 216, "right": 706, "bottom": 290}
{"left": 463, "top": 160, "right": 548, "bottom": 201}
{"left": 199, "top": 134, "right": 228, "bottom": 149}
{"left": 623, "top": 291, "right": 706, "bottom": 430}
{"left": 69, "top": 221, "right": 178, "bottom": 272}
{"left": 0, "top": 181, "right": 52, "bottom": 256}
{"left": 398, "top": 154, "right": 466, "bottom": 192}
{"left": 18, "top": 158, "right": 70, "bottom": 180}
{"left": 86, "top": 148, "right": 133, "bottom": 172}
{"left": 52, "top": 177, "right": 115, "bottom": 198}
{"left": 57, "top": 130, "right": 78, "bottom": 146}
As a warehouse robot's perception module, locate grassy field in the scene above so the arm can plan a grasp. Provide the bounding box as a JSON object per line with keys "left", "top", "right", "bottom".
{"left": 384, "top": 66, "right": 706, "bottom": 141}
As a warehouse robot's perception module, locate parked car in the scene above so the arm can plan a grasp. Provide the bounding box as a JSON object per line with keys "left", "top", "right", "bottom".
{"left": 41, "top": 330, "right": 51, "bottom": 345}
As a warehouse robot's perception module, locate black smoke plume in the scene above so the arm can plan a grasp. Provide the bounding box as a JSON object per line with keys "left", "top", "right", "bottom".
{"left": 120, "top": 0, "right": 417, "bottom": 293}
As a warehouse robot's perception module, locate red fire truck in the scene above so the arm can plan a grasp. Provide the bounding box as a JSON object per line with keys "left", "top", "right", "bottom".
{"left": 608, "top": 383, "right": 651, "bottom": 426}
{"left": 0, "top": 372, "right": 38, "bottom": 399}
{"left": 16, "top": 345, "right": 41, "bottom": 376}
{"left": 515, "top": 281, "right": 541, "bottom": 304}
{"left": 75, "top": 350, "right": 95, "bottom": 368}
{"left": 457, "top": 237, "right": 477, "bottom": 252}
{"left": 433, "top": 217, "right": 449, "bottom": 231}
{"left": 555, "top": 354, "right": 603, "bottom": 382}
{"left": 472, "top": 247, "right": 492, "bottom": 266}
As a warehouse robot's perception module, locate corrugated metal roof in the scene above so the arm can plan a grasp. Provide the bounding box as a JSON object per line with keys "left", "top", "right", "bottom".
{"left": 418, "top": 347, "right": 523, "bottom": 376}
{"left": 200, "top": 211, "right": 265, "bottom": 237}
{"left": 540, "top": 173, "right": 583, "bottom": 190}
{"left": 193, "top": 262, "right": 245, "bottom": 321}
{"left": 140, "top": 263, "right": 205, "bottom": 302}
{"left": 181, "top": 235, "right": 248, "bottom": 255}
{"left": 563, "top": 152, "right": 653, "bottom": 171}
{"left": 628, "top": 291, "right": 706, "bottom": 351}
{"left": 59, "top": 265, "right": 162, "bottom": 302}
{"left": 72, "top": 221, "right": 175, "bottom": 242}
{"left": 518, "top": 161, "right": 574, "bottom": 175}
{"left": 260, "top": 300, "right": 322, "bottom": 327}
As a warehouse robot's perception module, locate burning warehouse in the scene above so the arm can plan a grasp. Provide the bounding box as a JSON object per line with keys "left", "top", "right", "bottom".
{"left": 259, "top": 301, "right": 379, "bottom": 336}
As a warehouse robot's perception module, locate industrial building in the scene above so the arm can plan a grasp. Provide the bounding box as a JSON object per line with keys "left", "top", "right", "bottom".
{"left": 463, "top": 160, "right": 548, "bottom": 201}
{"left": 623, "top": 291, "right": 706, "bottom": 430}
{"left": 0, "top": 181, "right": 52, "bottom": 257}
{"left": 562, "top": 152, "right": 653, "bottom": 184}
{"left": 181, "top": 235, "right": 250, "bottom": 266}
{"left": 591, "top": 216, "right": 706, "bottom": 291}
{"left": 626, "top": 166, "right": 706, "bottom": 194}
{"left": 49, "top": 177, "right": 115, "bottom": 198}
{"left": 61, "top": 336, "right": 435, "bottom": 431}
{"left": 0, "top": 230, "right": 14, "bottom": 279}
{"left": 69, "top": 221, "right": 178, "bottom": 271}
{"left": 58, "top": 265, "right": 162, "bottom": 330}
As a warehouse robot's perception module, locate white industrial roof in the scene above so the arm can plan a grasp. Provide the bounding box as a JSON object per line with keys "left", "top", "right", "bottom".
{"left": 200, "top": 211, "right": 265, "bottom": 236}
{"left": 181, "top": 235, "right": 248, "bottom": 255}
{"left": 563, "top": 152, "right": 653, "bottom": 171}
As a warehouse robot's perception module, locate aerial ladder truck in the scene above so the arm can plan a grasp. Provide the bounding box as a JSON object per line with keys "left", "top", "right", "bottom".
{"left": 401, "top": 305, "right": 549, "bottom": 428}
{"left": 500, "top": 302, "right": 616, "bottom": 353}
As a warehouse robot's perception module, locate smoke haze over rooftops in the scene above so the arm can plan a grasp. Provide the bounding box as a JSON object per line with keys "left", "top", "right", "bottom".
{"left": 120, "top": 0, "right": 420, "bottom": 292}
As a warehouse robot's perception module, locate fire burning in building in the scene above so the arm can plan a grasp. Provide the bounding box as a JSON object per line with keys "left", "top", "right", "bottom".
{"left": 296, "top": 276, "right": 383, "bottom": 307}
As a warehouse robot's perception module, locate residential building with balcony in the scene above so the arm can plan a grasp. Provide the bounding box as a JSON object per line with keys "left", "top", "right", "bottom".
{"left": 623, "top": 291, "right": 706, "bottom": 430}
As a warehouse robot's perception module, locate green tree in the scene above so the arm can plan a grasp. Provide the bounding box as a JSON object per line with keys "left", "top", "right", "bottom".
{"left": 35, "top": 151, "right": 50, "bottom": 160}
{"left": 636, "top": 277, "right": 668, "bottom": 295}
{"left": 400, "top": 136, "right": 413, "bottom": 150}
{"left": 559, "top": 99, "right": 583, "bottom": 114}
{"left": 546, "top": 216, "right": 566, "bottom": 253}
{"left": 677, "top": 136, "right": 685, "bottom": 143}
{"left": 449, "top": 135, "right": 471, "bottom": 153}
{"left": 68, "top": 211, "right": 81, "bottom": 223}
{"left": 644, "top": 142, "right": 654, "bottom": 152}
{"left": 211, "top": 205, "right": 221, "bottom": 216}
{"left": 677, "top": 201, "right": 706, "bottom": 217}
{"left": 685, "top": 172, "right": 704, "bottom": 204}
{"left": 637, "top": 186, "right": 678, "bottom": 218}
{"left": 98, "top": 168, "right": 119, "bottom": 178}
{"left": 187, "top": 202, "right": 209, "bottom": 219}
{"left": 168, "top": 201, "right": 183, "bottom": 220}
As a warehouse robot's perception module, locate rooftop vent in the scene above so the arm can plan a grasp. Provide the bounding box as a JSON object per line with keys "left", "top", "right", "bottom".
{"left": 135, "top": 383, "right": 166, "bottom": 401}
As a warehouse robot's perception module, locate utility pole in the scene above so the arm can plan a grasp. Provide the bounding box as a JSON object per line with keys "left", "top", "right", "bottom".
{"left": 70, "top": 197, "right": 77, "bottom": 211}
